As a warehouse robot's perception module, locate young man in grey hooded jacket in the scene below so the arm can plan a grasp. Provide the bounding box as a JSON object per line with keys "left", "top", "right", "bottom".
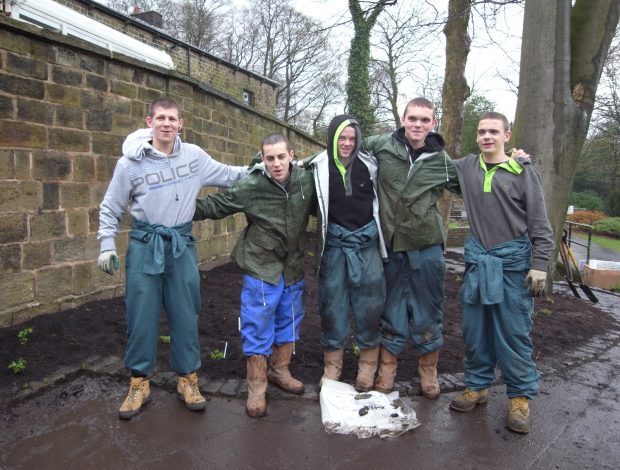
{"left": 97, "top": 97, "right": 248, "bottom": 420}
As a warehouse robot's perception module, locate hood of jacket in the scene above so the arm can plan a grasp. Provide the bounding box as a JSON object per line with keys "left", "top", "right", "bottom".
{"left": 394, "top": 128, "right": 445, "bottom": 154}
{"left": 326, "top": 114, "right": 362, "bottom": 162}
{"left": 121, "top": 128, "right": 182, "bottom": 161}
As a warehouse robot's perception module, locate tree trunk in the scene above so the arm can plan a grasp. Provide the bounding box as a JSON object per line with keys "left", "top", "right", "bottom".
{"left": 438, "top": 0, "right": 472, "bottom": 234}
{"left": 347, "top": 0, "right": 395, "bottom": 134}
{"left": 512, "top": 0, "right": 620, "bottom": 280}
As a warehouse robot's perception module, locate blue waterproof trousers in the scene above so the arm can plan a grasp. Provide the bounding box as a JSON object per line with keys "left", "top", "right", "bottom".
{"left": 240, "top": 274, "right": 305, "bottom": 356}
{"left": 124, "top": 221, "right": 201, "bottom": 376}
{"left": 461, "top": 236, "right": 540, "bottom": 399}
{"left": 381, "top": 244, "right": 445, "bottom": 355}
{"left": 318, "top": 221, "right": 385, "bottom": 351}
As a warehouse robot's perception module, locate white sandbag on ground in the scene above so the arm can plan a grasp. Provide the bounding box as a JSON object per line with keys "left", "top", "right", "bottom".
{"left": 319, "top": 378, "right": 421, "bottom": 439}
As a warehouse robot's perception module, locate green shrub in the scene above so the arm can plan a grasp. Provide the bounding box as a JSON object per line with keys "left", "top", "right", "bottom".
{"left": 570, "top": 190, "right": 604, "bottom": 211}
{"left": 593, "top": 217, "right": 620, "bottom": 237}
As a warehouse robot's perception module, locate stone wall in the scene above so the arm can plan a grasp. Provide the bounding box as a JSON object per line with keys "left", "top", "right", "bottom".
{"left": 56, "top": 0, "right": 279, "bottom": 114}
{"left": 0, "top": 16, "right": 323, "bottom": 327}
{"left": 446, "top": 227, "right": 471, "bottom": 248}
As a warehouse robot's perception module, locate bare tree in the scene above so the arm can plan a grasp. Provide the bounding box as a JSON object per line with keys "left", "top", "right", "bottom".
{"left": 369, "top": 0, "right": 440, "bottom": 129}
{"left": 106, "top": 0, "right": 230, "bottom": 51}
{"left": 166, "top": 0, "right": 231, "bottom": 51}
{"left": 215, "top": 0, "right": 343, "bottom": 135}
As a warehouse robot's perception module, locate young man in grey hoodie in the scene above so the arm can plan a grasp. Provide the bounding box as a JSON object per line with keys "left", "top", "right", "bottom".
{"left": 97, "top": 97, "right": 248, "bottom": 420}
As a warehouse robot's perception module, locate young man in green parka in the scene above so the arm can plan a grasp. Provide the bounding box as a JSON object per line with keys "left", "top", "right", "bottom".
{"left": 193, "top": 134, "right": 315, "bottom": 418}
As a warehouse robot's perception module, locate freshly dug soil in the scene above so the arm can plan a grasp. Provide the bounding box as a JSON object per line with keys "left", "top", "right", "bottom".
{"left": 1, "top": 244, "right": 617, "bottom": 396}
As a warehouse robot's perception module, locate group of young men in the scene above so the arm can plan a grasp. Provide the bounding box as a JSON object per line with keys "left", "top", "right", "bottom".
{"left": 97, "top": 96, "right": 553, "bottom": 434}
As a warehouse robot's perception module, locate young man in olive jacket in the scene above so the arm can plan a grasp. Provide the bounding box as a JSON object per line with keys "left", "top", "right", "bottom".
{"left": 361, "top": 97, "right": 460, "bottom": 399}
{"left": 193, "top": 134, "right": 315, "bottom": 418}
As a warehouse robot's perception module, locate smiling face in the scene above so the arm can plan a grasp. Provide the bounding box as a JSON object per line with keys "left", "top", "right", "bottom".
{"left": 476, "top": 118, "right": 511, "bottom": 160}
{"left": 337, "top": 125, "right": 357, "bottom": 160}
{"left": 262, "top": 141, "right": 293, "bottom": 184}
{"left": 400, "top": 105, "right": 436, "bottom": 150}
{"left": 145, "top": 105, "right": 183, "bottom": 154}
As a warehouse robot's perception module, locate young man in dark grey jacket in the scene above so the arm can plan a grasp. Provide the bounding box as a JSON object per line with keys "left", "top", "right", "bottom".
{"left": 449, "top": 112, "right": 554, "bottom": 434}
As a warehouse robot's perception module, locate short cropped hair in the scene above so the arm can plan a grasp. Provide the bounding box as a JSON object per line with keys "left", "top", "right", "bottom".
{"left": 403, "top": 97, "right": 435, "bottom": 117}
{"left": 480, "top": 112, "right": 510, "bottom": 131}
{"left": 149, "top": 97, "right": 179, "bottom": 116}
{"left": 261, "top": 133, "right": 290, "bottom": 152}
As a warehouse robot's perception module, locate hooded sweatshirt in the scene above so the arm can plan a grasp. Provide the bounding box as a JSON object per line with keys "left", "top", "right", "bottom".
{"left": 98, "top": 128, "right": 247, "bottom": 252}
{"left": 324, "top": 114, "right": 374, "bottom": 230}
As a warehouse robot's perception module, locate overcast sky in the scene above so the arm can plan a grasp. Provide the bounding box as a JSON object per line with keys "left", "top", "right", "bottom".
{"left": 290, "top": 0, "right": 524, "bottom": 120}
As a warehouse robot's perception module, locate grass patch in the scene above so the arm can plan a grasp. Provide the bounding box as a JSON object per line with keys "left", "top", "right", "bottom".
{"left": 589, "top": 234, "right": 620, "bottom": 253}
{"left": 571, "top": 232, "right": 620, "bottom": 254}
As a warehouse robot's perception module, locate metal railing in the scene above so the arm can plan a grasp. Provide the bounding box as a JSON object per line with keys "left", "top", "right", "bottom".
{"left": 564, "top": 221, "right": 594, "bottom": 265}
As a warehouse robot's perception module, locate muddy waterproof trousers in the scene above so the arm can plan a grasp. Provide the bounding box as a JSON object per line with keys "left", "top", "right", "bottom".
{"left": 461, "top": 236, "right": 540, "bottom": 399}
{"left": 318, "top": 221, "right": 385, "bottom": 351}
{"left": 124, "top": 221, "right": 201, "bottom": 376}
{"left": 380, "top": 244, "right": 445, "bottom": 356}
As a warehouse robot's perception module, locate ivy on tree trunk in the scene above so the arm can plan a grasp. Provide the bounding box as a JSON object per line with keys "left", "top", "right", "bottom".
{"left": 347, "top": 0, "right": 396, "bottom": 134}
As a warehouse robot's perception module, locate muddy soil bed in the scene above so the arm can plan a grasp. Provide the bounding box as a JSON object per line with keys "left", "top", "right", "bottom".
{"left": 1, "top": 244, "right": 618, "bottom": 399}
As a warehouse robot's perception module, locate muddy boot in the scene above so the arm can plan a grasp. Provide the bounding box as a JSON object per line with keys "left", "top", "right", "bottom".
{"left": 506, "top": 396, "right": 531, "bottom": 434}
{"left": 119, "top": 376, "right": 150, "bottom": 420}
{"left": 449, "top": 388, "right": 488, "bottom": 412}
{"left": 320, "top": 349, "right": 343, "bottom": 386}
{"left": 354, "top": 346, "right": 380, "bottom": 392}
{"left": 177, "top": 372, "right": 207, "bottom": 411}
{"left": 246, "top": 355, "right": 267, "bottom": 418}
{"left": 418, "top": 350, "right": 440, "bottom": 399}
{"left": 267, "top": 343, "right": 304, "bottom": 394}
{"left": 374, "top": 347, "right": 398, "bottom": 393}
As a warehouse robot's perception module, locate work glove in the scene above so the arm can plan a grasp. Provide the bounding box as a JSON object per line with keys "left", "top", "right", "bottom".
{"left": 98, "top": 250, "right": 120, "bottom": 275}
{"left": 525, "top": 269, "right": 547, "bottom": 297}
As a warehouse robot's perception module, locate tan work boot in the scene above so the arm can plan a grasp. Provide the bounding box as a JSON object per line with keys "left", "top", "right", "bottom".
{"left": 354, "top": 346, "right": 380, "bottom": 392}
{"left": 374, "top": 347, "right": 398, "bottom": 393}
{"left": 267, "top": 343, "right": 304, "bottom": 394}
{"left": 506, "top": 396, "right": 531, "bottom": 433}
{"left": 246, "top": 355, "right": 268, "bottom": 418}
{"left": 177, "top": 372, "right": 207, "bottom": 411}
{"left": 449, "top": 388, "right": 489, "bottom": 412}
{"left": 320, "top": 349, "right": 343, "bottom": 385}
{"left": 418, "top": 350, "right": 440, "bottom": 399}
{"left": 119, "top": 376, "right": 150, "bottom": 420}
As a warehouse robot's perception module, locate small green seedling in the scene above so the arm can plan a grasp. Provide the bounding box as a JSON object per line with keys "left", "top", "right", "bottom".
{"left": 8, "top": 357, "right": 27, "bottom": 375}
{"left": 454, "top": 274, "right": 463, "bottom": 282}
{"left": 351, "top": 343, "right": 360, "bottom": 357}
{"left": 159, "top": 335, "right": 171, "bottom": 344}
{"left": 17, "top": 327, "right": 34, "bottom": 345}
{"left": 537, "top": 308, "right": 552, "bottom": 317}
{"left": 209, "top": 349, "right": 225, "bottom": 360}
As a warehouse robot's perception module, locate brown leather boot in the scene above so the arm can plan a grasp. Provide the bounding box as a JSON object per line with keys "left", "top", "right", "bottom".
{"left": 354, "top": 346, "right": 380, "bottom": 392}
{"left": 418, "top": 350, "right": 440, "bottom": 399}
{"left": 374, "top": 347, "right": 398, "bottom": 393}
{"left": 246, "top": 355, "right": 267, "bottom": 418}
{"left": 119, "top": 376, "right": 150, "bottom": 420}
{"left": 177, "top": 372, "right": 207, "bottom": 411}
{"left": 321, "top": 349, "right": 343, "bottom": 385}
{"left": 267, "top": 343, "right": 304, "bottom": 394}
